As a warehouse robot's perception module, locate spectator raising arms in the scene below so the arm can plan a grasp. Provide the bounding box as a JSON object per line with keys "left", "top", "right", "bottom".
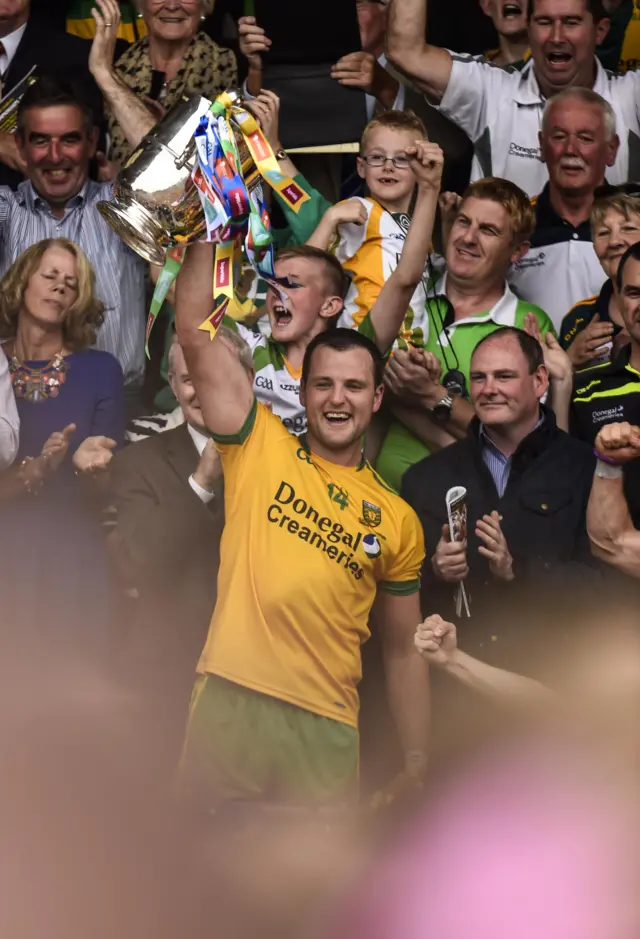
{"left": 106, "top": 0, "right": 237, "bottom": 167}
{"left": 225, "top": 134, "right": 444, "bottom": 436}
{"left": 0, "top": 238, "right": 124, "bottom": 664}
{"left": 386, "top": 0, "right": 640, "bottom": 196}
{"left": 175, "top": 242, "right": 430, "bottom": 808}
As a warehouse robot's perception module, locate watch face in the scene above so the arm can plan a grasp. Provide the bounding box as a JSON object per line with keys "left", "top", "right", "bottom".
{"left": 443, "top": 369, "right": 468, "bottom": 398}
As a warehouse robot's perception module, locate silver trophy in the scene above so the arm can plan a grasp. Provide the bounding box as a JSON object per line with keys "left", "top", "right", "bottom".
{"left": 97, "top": 89, "right": 260, "bottom": 266}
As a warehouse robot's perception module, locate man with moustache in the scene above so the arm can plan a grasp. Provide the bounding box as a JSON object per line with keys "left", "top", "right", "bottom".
{"left": 175, "top": 241, "right": 429, "bottom": 808}
{"left": 509, "top": 88, "right": 618, "bottom": 330}
{"left": 387, "top": 0, "right": 640, "bottom": 197}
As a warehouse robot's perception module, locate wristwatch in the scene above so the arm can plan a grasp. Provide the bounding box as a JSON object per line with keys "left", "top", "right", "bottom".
{"left": 430, "top": 393, "right": 454, "bottom": 423}
{"left": 275, "top": 148, "right": 288, "bottom": 161}
{"left": 595, "top": 458, "right": 623, "bottom": 479}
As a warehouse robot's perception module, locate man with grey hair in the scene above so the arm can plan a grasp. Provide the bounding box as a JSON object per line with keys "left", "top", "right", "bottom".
{"left": 107, "top": 329, "right": 253, "bottom": 776}
{"left": 509, "top": 87, "right": 619, "bottom": 329}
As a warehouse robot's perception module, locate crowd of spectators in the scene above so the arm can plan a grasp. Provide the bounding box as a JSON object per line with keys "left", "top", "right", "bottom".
{"left": 1, "top": 0, "right": 640, "bottom": 935}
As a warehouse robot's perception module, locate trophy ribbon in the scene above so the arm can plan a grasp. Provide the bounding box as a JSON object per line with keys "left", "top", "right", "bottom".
{"left": 146, "top": 90, "right": 310, "bottom": 353}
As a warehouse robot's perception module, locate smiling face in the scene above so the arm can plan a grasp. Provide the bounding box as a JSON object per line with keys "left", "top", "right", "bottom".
{"left": 481, "top": 0, "right": 527, "bottom": 39}
{"left": 266, "top": 256, "right": 342, "bottom": 346}
{"left": 540, "top": 96, "right": 618, "bottom": 198}
{"left": 446, "top": 196, "right": 528, "bottom": 288}
{"left": 300, "top": 345, "right": 383, "bottom": 456}
{"left": 619, "top": 255, "right": 640, "bottom": 345}
{"left": 141, "top": 0, "right": 202, "bottom": 42}
{"left": 357, "top": 126, "right": 419, "bottom": 213}
{"left": 22, "top": 245, "right": 79, "bottom": 332}
{"left": 470, "top": 333, "right": 548, "bottom": 434}
{"left": 528, "top": 0, "right": 610, "bottom": 96}
{"left": 593, "top": 206, "right": 640, "bottom": 281}
{"left": 18, "top": 104, "right": 97, "bottom": 210}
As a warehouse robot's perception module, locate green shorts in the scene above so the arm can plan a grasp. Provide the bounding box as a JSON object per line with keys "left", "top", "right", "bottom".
{"left": 178, "top": 675, "right": 359, "bottom": 808}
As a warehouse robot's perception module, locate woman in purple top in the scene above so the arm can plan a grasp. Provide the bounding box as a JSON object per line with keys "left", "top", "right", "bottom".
{"left": 0, "top": 237, "right": 124, "bottom": 666}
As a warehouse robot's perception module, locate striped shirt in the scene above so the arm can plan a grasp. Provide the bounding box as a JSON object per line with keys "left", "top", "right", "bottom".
{"left": 0, "top": 180, "right": 146, "bottom": 386}
{"left": 479, "top": 414, "right": 544, "bottom": 497}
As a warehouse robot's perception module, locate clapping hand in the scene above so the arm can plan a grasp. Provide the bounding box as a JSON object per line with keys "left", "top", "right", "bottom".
{"left": 524, "top": 313, "right": 572, "bottom": 384}
{"left": 415, "top": 614, "right": 458, "bottom": 667}
{"left": 41, "top": 423, "right": 76, "bottom": 472}
{"left": 89, "top": 0, "right": 120, "bottom": 80}
{"left": 431, "top": 522, "right": 469, "bottom": 582}
{"left": 475, "top": 510, "right": 514, "bottom": 581}
{"left": 73, "top": 436, "right": 117, "bottom": 474}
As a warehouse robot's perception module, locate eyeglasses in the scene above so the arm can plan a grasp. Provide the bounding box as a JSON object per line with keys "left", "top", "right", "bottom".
{"left": 360, "top": 153, "right": 411, "bottom": 169}
{"left": 594, "top": 182, "right": 640, "bottom": 200}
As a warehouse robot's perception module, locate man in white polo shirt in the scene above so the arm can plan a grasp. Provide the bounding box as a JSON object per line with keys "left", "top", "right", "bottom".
{"left": 509, "top": 87, "right": 616, "bottom": 328}
{"left": 387, "top": 0, "right": 640, "bottom": 197}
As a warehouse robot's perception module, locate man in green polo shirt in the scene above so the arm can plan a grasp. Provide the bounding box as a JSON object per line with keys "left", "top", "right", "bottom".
{"left": 377, "top": 176, "right": 555, "bottom": 491}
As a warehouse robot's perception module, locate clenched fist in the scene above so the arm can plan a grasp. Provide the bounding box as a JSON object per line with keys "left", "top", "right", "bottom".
{"left": 595, "top": 421, "right": 640, "bottom": 465}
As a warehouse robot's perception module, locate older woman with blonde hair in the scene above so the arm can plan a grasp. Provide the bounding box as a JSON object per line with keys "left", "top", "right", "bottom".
{"left": 106, "top": 0, "right": 237, "bottom": 167}
{"left": 0, "top": 237, "right": 124, "bottom": 665}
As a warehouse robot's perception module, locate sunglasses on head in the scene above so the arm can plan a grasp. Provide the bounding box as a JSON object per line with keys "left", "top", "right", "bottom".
{"left": 593, "top": 182, "right": 640, "bottom": 200}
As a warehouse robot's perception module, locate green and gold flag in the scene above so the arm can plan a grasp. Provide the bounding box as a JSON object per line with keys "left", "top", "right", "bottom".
{"left": 66, "top": 1, "right": 147, "bottom": 44}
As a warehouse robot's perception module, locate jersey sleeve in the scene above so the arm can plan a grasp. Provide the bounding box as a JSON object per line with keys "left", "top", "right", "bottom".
{"left": 378, "top": 504, "right": 426, "bottom": 596}
{"left": 333, "top": 199, "right": 373, "bottom": 264}
{"left": 273, "top": 172, "right": 332, "bottom": 245}
{"left": 210, "top": 401, "right": 289, "bottom": 493}
{"left": 438, "top": 54, "right": 514, "bottom": 143}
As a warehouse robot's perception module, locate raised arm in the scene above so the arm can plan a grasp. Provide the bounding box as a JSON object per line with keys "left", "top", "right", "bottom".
{"left": 587, "top": 422, "right": 640, "bottom": 579}
{"left": 89, "top": 0, "right": 156, "bottom": 153}
{"left": 386, "top": 0, "right": 453, "bottom": 103}
{"left": 416, "top": 615, "right": 556, "bottom": 706}
{"left": 174, "top": 242, "right": 255, "bottom": 437}
{"left": 367, "top": 142, "right": 443, "bottom": 353}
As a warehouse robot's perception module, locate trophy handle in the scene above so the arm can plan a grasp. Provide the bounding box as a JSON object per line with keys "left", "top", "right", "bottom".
{"left": 175, "top": 139, "right": 196, "bottom": 171}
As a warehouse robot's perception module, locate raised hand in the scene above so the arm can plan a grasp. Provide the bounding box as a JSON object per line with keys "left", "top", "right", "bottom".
{"left": 326, "top": 199, "right": 368, "bottom": 229}
{"left": 41, "top": 423, "right": 76, "bottom": 472}
{"left": 238, "top": 16, "right": 272, "bottom": 71}
{"left": 330, "top": 51, "right": 380, "bottom": 94}
{"left": 432, "top": 522, "right": 469, "bottom": 582}
{"left": 406, "top": 141, "right": 444, "bottom": 192}
{"left": 476, "top": 510, "right": 514, "bottom": 581}
{"left": 73, "top": 435, "right": 117, "bottom": 474}
{"left": 415, "top": 613, "right": 458, "bottom": 667}
{"left": 594, "top": 421, "right": 640, "bottom": 465}
{"left": 89, "top": 0, "right": 121, "bottom": 80}
{"left": 524, "top": 313, "right": 572, "bottom": 384}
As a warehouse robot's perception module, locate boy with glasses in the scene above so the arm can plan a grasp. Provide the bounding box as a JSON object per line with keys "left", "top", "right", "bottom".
{"left": 308, "top": 110, "right": 440, "bottom": 351}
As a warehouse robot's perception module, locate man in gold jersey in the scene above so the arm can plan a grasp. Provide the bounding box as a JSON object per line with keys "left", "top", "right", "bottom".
{"left": 175, "top": 242, "right": 430, "bottom": 809}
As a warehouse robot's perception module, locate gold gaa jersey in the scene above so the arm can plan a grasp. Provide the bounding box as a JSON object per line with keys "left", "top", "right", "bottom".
{"left": 198, "top": 402, "right": 425, "bottom": 729}
{"left": 334, "top": 197, "right": 442, "bottom": 350}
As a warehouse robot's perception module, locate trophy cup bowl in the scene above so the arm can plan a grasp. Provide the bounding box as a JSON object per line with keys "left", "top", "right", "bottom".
{"left": 97, "top": 89, "right": 260, "bottom": 266}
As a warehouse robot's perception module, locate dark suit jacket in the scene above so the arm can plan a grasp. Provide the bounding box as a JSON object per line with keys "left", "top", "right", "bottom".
{"left": 108, "top": 424, "right": 224, "bottom": 731}
{"left": 1, "top": 15, "right": 104, "bottom": 189}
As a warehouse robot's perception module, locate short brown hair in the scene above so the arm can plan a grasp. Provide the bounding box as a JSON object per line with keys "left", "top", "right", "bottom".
{"left": 0, "top": 238, "right": 104, "bottom": 351}
{"left": 360, "top": 109, "right": 428, "bottom": 151}
{"left": 591, "top": 192, "right": 640, "bottom": 232}
{"left": 276, "top": 244, "right": 347, "bottom": 299}
{"left": 462, "top": 177, "right": 535, "bottom": 245}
